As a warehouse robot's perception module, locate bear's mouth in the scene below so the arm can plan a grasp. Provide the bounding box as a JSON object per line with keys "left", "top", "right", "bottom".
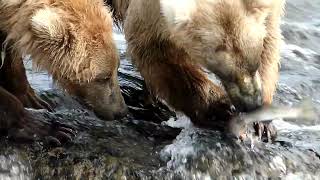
{"left": 203, "top": 68, "right": 263, "bottom": 112}
{"left": 223, "top": 81, "right": 263, "bottom": 112}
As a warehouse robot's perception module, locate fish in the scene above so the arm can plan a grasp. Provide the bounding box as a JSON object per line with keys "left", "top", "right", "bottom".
{"left": 228, "top": 99, "right": 318, "bottom": 138}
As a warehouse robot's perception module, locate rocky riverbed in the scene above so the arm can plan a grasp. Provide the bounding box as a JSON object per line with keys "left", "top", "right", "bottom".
{"left": 1, "top": 0, "right": 320, "bottom": 179}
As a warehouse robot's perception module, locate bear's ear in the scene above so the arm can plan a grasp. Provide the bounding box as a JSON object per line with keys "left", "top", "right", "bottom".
{"left": 31, "top": 7, "right": 66, "bottom": 42}
{"left": 160, "top": 0, "right": 196, "bottom": 25}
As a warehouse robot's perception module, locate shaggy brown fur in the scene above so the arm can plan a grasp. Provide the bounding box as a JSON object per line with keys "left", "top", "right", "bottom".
{"left": 0, "top": 35, "right": 74, "bottom": 142}
{"left": 108, "top": 0, "right": 284, "bottom": 137}
{"left": 0, "top": 43, "right": 52, "bottom": 110}
{"left": 0, "top": 0, "right": 127, "bottom": 142}
{"left": 0, "top": 0, "right": 127, "bottom": 120}
{"left": 0, "top": 0, "right": 284, "bottom": 141}
{"left": 1, "top": 0, "right": 115, "bottom": 82}
{"left": 106, "top": 0, "right": 130, "bottom": 26}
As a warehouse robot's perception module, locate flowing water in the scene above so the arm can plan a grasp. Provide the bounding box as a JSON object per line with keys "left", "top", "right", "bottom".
{"left": 2, "top": 0, "right": 320, "bottom": 179}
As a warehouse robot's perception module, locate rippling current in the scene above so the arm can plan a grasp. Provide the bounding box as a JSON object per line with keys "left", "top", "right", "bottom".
{"left": 22, "top": 0, "right": 320, "bottom": 179}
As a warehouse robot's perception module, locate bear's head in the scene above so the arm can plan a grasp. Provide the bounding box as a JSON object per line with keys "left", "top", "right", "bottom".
{"left": 29, "top": 0, "right": 127, "bottom": 119}
{"left": 161, "top": 0, "right": 282, "bottom": 112}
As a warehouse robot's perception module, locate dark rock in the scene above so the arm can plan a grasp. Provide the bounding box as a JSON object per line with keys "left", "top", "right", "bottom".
{"left": 1, "top": 89, "right": 320, "bottom": 179}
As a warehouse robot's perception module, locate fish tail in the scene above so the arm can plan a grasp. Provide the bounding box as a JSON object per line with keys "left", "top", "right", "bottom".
{"left": 298, "top": 99, "right": 317, "bottom": 121}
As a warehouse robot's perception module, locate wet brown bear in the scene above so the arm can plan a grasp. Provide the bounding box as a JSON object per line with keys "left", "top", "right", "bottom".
{"left": 0, "top": 0, "right": 127, "bottom": 142}
{"left": 0, "top": 0, "right": 285, "bottom": 142}
{"left": 107, "top": 0, "right": 285, "bottom": 139}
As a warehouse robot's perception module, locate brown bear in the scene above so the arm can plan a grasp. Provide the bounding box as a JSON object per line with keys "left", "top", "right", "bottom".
{"left": 107, "top": 0, "right": 285, "bottom": 140}
{"left": 0, "top": 0, "right": 127, "bottom": 142}
{"left": 0, "top": 0, "right": 285, "bottom": 142}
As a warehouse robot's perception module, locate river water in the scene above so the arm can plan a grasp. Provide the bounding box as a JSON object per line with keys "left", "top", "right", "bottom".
{"left": 19, "top": 0, "right": 320, "bottom": 179}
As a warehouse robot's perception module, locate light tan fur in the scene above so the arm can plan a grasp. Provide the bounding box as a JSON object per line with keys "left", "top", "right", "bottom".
{"left": 106, "top": 0, "right": 285, "bottom": 123}
{"left": 0, "top": 0, "right": 284, "bottom": 125}
{"left": 0, "top": 0, "right": 127, "bottom": 119}
{"left": 1, "top": 0, "right": 22, "bottom": 6}
{"left": 0, "top": 0, "right": 116, "bottom": 82}
{"left": 159, "top": 0, "right": 285, "bottom": 110}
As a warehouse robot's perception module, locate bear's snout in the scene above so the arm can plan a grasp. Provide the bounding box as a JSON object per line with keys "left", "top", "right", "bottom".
{"left": 224, "top": 73, "right": 263, "bottom": 112}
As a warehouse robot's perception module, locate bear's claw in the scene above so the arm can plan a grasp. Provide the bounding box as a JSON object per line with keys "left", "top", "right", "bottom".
{"left": 8, "top": 115, "right": 76, "bottom": 146}
{"left": 17, "top": 90, "right": 54, "bottom": 112}
{"left": 254, "top": 121, "right": 277, "bottom": 142}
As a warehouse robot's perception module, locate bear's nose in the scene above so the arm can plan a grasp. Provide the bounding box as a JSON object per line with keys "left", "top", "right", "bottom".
{"left": 224, "top": 73, "right": 263, "bottom": 112}
{"left": 226, "top": 86, "right": 263, "bottom": 112}
{"left": 113, "top": 105, "right": 128, "bottom": 120}
{"left": 237, "top": 92, "right": 263, "bottom": 112}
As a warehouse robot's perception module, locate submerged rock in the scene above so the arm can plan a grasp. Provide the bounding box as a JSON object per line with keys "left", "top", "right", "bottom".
{"left": 1, "top": 88, "right": 320, "bottom": 180}
{"left": 0, "top": 89, "right": 178, "bottom": 180}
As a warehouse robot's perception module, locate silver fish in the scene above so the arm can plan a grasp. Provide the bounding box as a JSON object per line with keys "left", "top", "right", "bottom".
{"left": 228, "top": 99, "right": 317, "bottom": 138}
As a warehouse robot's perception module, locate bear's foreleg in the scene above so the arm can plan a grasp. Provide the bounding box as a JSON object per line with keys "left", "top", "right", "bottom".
{"left": 0, "top": 86, "right": 74, "bottom": 145}
{"left": 0, "top": 33, "right": 73, "bottom": 145}
{"left": 0, "top": 32, "right": 52, "bottom": 111}
{"left": 0, "top": 48, "right": 52, "bottom": 111}
{"left": 132, "top": 45, "right": 233, "bottom": 129}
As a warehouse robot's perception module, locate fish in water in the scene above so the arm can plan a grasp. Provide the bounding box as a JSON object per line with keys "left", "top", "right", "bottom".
{"left": 228, "top": 99, "right": 317, "bottom": 139}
